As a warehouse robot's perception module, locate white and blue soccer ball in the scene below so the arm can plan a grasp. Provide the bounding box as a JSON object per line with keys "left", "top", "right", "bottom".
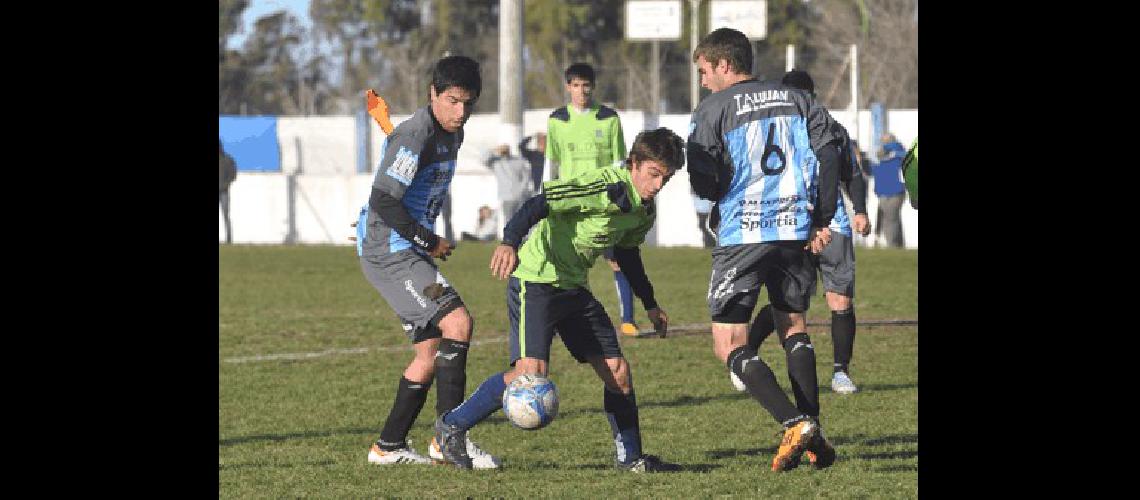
{"left": 502, "top": 374, "right": 559, "bottom": 430}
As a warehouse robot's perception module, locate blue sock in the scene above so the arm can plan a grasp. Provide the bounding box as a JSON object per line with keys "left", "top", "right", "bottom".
{"left": 613, "top": 271, "right": 634, "bottom": 323}
{"left": 604, "top": 386, "right": 643, "bottom": 464}
{"left": 443, "top": 371, "right": 507, "bottom": 430}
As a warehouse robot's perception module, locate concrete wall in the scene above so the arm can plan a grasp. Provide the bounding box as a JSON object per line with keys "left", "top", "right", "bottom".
{"left": 222, "top": 109, "right": 916, "bottom": 248}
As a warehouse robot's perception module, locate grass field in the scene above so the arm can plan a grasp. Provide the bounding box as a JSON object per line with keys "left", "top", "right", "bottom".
{"left": 219, "top": 242, "right": 917, "bottom": 498}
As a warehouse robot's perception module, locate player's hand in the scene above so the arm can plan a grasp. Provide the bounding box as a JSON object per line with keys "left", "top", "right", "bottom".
{"left": 806, "top": 227, "right": 831, "bottom": 254}
{"left": 647, "top": 307, "right": 669, "bottom": 337}
{"left": 852, "top": 213, "right": 871, "bottom": 236}
{"left": 429, "top": 237, "right": 455, "bottom": 261}
{"left": 490, "top": 244, "right": 519, "bottom": 280}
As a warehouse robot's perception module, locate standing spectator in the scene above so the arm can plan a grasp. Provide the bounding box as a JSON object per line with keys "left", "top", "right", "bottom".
{"left": 546, "top": 62, "right": 641, "bottom": 337}
{"left": 692, "top": 191, "right": 716, "bottom": 248}
{"left": 872, "top": 133, "right": 907, "bottom": 248}
{"left": 219, "top": 140, "right": 237, "bottom": 245}
{"left": 460, "top": 205, "right": 498, "bottom": 242}
{"left": 484, "top": 144, "right": 537, "bottom": 224}
{"left": 519, "top": 132, "right": 547, "bottom": 193}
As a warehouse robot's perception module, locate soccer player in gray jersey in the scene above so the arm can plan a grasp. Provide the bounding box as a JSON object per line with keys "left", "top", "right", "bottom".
{"left": 354, "top": 56, "right": 499, "bottom": 468}
{"left": 688, "top": 28, "right": 842, "bottom": 472}
{"left": 732, "top": 69, "right": 873, "bottom": 397}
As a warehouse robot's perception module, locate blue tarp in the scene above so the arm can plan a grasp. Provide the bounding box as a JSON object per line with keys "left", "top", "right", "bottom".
{"left": 219, "top": 116, "right": 281, "bottom": 172}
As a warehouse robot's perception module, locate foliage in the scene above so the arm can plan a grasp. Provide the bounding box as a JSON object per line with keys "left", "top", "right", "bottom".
{"left": 219, "top": 0, "right": 918, "bottom": 115}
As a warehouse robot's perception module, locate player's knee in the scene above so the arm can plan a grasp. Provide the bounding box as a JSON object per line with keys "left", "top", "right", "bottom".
{"left": 438, "top": 306, "right": 472, "bottom": 341}
{"left": 826, "top": 292, "right": 851, "bottom": 311}
{"left": 508, "top": 358, "right": 545, "bottom": 382}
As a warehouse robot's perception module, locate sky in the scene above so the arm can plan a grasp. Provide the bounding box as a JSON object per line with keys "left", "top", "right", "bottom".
{"left": 226, "top": 0, "right": 313, "bottom": 51}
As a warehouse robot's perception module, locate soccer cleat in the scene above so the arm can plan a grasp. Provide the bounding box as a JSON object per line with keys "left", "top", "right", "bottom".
{"left": 771, "top": 419, "right": 819, "bottom": 472}
{"left": 366, "top": 443, "right": 432, "bottom": 465}
{"left": 433, "top": 415, "right": 473, "bottom": 470}
{"left": 803, "top": 427, "right": 837, "bottom": 469}
{"left": 615, "top": 454, "right": 680, "bottom": 473}
{"left": 831, "top": 371, "right": 858, "bottom": 394}
{"left": 620, "top": 322, "right": 640, "bottom": 336}
{"left": 729, "top": 371, "right": 746, "bottom": 392}
{"left": 429, "top": 435, "right": 501, "bottom": 469}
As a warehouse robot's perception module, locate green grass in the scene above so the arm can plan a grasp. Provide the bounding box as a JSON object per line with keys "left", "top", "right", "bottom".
{"left": 220, "top": 243, "right": 917, "bottom": 498}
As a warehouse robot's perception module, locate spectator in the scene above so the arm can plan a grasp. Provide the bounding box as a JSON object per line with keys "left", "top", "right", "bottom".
{"left": 871, "top": 133, "right": 907, "bottom": 248}
{"left": 519, "top": 132, "right": 547, "bottom": 193}
{"left": 219, "top": 139, "right": 237, "bottom": 244}
{"left": 484, "top": 144, "right": 537, "bottom": 224}
{"left": 460, "top": 205, "right": 498, "bottom": 242}
{"left": 692, "top": 191, "right": 715, "bottom": 248}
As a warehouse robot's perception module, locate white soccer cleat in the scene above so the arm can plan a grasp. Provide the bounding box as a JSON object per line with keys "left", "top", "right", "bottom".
{"left": 429, "top": 435, "right": 501, "bottom": 469}
{"left": 729, "top": 371, "right": 746, "bottom": 392}
{"left": 367, "top": 443, "right": 432, "bottom": 465}
{"left": 831, "top": 371, "right": 858, "bottom": 394}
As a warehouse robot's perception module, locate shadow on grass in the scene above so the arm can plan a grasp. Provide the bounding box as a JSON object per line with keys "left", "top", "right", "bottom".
{"left": 822, "top": 382, "right": 917, "bottom": 394}
{"left": 220, "top": 428, "right": 374, "bottom": 447}
{"left": 219, "top": 459, "right": 335, "bottom": 470}
{"left": 707, "top": 433, "right": 918, "bottom": 462}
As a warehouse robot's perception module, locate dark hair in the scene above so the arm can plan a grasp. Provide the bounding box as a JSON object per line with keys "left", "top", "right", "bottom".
{"left": 627, "top": 128, "right": 685, "bottom": 172}
{"left": 564, "top": 63, "right": 595, "bottom": 84}
{"left": 431, "top": 55, "right": 482, "bottom": 99}
{"left": 782, "top": 69, "right": 815, "bottom": 95}
{"left": 692, "top": 27, "right": 752, "bottom": 75}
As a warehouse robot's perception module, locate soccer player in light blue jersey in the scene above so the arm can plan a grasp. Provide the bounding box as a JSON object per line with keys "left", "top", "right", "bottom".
{"left": 688, "top": 28, "right": 841, "bottom": 472}
{"left": 355, "top": 56, "right": 499, "bottom": 469}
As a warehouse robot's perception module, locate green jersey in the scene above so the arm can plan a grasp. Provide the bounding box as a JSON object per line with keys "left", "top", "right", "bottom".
{"left": 902, "top": 137, "right": 918, "bottom": 209}
{"left": 546, "top": 103, "right": 626, "bottom": 181}
{"left": 513, "top": 167, "right": 653, "bottom": 289}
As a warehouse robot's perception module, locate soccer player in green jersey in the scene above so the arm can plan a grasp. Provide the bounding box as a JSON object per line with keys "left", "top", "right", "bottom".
{"left": 546, "top": 63, "right": 643, "bottom": 337}
{"left": 432, "top": 128, "right": 682, "bottom": 472}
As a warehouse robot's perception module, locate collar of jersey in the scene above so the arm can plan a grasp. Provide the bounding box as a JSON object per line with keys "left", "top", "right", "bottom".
{"left": 567, "top": 103, "right": 598, "bottom": 117}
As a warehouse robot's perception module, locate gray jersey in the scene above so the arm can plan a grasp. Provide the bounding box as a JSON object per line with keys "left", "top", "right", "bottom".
{"left": 687, "top": 79, "right": 841, "bottom": 245}
{"left": 361, "top": 107, "right": 463, "bottom": 257}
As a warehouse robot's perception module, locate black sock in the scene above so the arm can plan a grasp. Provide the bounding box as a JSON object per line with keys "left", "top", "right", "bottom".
{"left": 434, "top": 339, "right": 470, "bottom": 416}
{"left": 783, "top": 333, "right": 820, "bottom": 417}
{"left": 747, "top": 304, "right": 775, "bottom": 350}
{"left": 377, "top": 376, "right": 432, "bottom": 450}
{"left": 727, "top": 346, "right": 803, "bottom": 426}
{"left": 831, "top": 308, "right": 855, "bottom": 374}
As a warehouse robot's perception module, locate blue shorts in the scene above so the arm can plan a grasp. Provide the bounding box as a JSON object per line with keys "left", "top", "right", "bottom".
{"left": 506, "top": 277, "right": 623, "bottom": 364}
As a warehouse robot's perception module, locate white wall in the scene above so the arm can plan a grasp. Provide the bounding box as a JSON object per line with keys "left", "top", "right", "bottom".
{"left": 223, "top": 109, "right": 916, "bottom": 248}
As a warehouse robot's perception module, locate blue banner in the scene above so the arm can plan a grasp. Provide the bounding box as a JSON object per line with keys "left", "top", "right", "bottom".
{"left": 219, "top": 116, "right": 281, "bottom": 172}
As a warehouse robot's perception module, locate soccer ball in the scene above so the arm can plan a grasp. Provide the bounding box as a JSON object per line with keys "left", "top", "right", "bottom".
{"left": 502, "top": 374, "right": 559, "bottom": 430}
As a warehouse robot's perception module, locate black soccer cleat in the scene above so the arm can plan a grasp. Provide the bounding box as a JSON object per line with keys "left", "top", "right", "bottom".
{"left": 804, "top": 426, "right": 837, "bottom": 469}
{"left": 615, "top": 454, "right": 680, "bottom": 473}
{"left": 433, "top": 415, "right": 473, "bottom": 470}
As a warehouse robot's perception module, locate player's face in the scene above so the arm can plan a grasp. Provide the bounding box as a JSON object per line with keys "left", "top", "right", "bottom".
{"left": 430, "top": 85, "right": 477, "bottom": 133}
{"left": 630, "top": 159, "right": 674, "bottom": 201}
{"left": 696, "top": 56, "right": 728, "bottom": 92}
{"left": 566, "top": 77, "right": 593, "bottom": 108}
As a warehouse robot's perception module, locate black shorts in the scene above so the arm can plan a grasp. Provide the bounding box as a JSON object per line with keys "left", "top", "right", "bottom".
{"left": 707, "top": 241, "right": 814, "bottom": 323}
{"left": 506, "top": 277, "right": 623, "bottom": 364}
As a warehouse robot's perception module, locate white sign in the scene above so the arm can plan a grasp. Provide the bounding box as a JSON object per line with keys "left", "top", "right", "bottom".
{"left": 710, "top": 0, "right": 767, "bottom": 40}
{"left": 626, "top": 0, "right": 682, "bottom": 40}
